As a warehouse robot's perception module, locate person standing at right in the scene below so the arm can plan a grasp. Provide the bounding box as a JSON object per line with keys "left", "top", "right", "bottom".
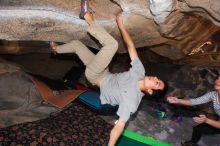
{"left": 167, "top": 75, "right": 220, "bottom": 146}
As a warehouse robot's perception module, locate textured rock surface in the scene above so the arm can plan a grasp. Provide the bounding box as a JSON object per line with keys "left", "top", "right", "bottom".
{"left": 0, "top": 59, "right": 61, "bottom": 127}
{"left": 0, "top": 0, "right": 220, "bottom": 66}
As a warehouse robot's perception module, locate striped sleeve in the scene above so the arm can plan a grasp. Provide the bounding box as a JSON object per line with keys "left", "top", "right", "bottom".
{"left": 190, "top": 92, "right": 214, "bottom": 105}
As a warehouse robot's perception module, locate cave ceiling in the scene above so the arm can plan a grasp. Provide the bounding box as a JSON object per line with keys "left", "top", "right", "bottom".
{"left": 0, "top": 0, "right": 220, "bottom": 66}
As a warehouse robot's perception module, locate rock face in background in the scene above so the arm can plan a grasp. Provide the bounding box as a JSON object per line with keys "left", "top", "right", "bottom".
{"left": 0, "top": 0, "right": 220, "bottom": 66}
{"left": 0, "top": 59, "right": 61, "bottom": 127}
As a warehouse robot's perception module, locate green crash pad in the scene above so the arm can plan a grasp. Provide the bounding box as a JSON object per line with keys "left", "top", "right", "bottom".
{"left": 116, "top": 130, "right": 172, "bottom": 146}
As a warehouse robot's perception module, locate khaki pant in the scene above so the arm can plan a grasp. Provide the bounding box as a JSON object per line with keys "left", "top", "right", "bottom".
{"left": 56, "top": 23, "right": 118, "bottom": 85}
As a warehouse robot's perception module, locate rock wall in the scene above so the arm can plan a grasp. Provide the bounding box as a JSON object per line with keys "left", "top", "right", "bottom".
{"left": 0, "top": 0, "right": 220, "bottom": 66}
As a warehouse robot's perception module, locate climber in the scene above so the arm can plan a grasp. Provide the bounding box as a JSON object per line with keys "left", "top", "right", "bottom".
{"left": 167, "top": 75, "right": 220, "bottom": 146}
{"left": 50, "top": 0, "right": 165, "bottom": 145}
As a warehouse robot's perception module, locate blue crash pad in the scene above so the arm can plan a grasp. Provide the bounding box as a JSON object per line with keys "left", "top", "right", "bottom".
{"left": 78, "top": 90, "right": 116, "bottom": 110}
